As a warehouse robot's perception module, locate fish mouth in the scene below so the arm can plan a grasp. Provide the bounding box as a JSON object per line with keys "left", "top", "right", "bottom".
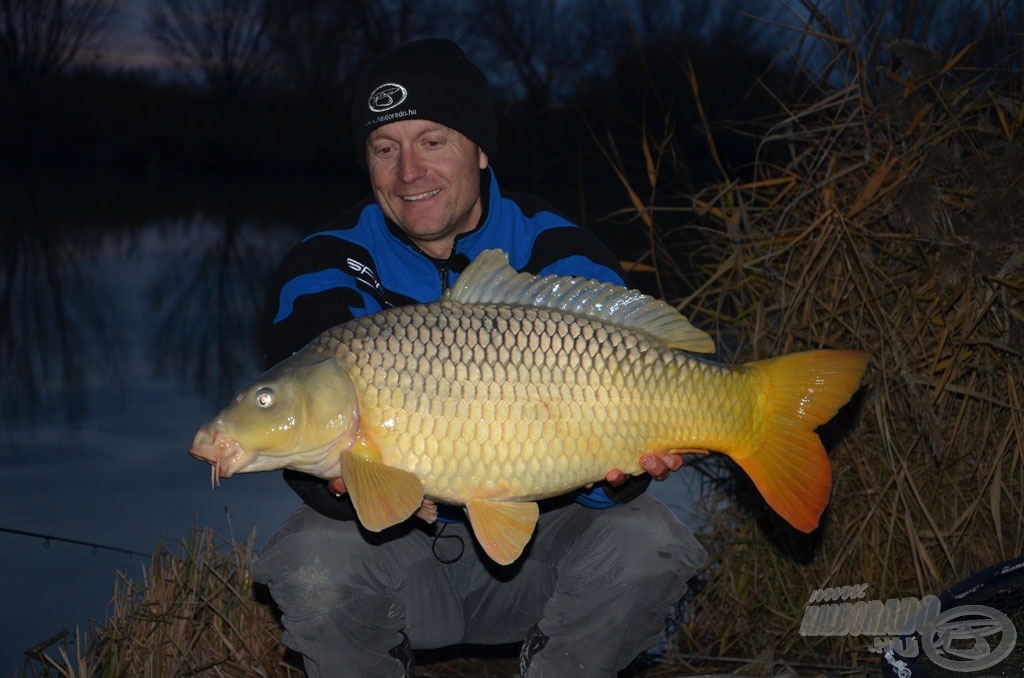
{"left": 189, "top": 425, "right": 247, "bottom": 488}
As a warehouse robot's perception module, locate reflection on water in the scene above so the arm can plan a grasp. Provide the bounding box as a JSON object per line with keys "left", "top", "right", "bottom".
{"left": 0, "top": 223, "right": 118, "bottom": 430}
{"left": 147, "top": 216, "right": 283, "bottom": 403}
{"left": 0, "top": 175, "right": 354, "bottom": 435}
{"left": 0, "top": 216, "right": 292, "bottom": 433}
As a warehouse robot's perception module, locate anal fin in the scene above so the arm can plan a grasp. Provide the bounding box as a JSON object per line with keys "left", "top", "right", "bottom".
{"left": 464, "top": 499, "right": 540, "bottom": 566}
{"left": 338, "top": 451, "right": 424, "bottom": 532}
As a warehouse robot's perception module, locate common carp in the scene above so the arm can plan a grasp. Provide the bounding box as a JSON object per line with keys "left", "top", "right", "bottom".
{"left": 190, "top": 249, "right": 868, "bottom": 565}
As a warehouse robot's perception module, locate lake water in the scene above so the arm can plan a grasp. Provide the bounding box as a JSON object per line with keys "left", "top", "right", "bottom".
{"left": 0, "top": 175, "right": 704, "bottom": 673}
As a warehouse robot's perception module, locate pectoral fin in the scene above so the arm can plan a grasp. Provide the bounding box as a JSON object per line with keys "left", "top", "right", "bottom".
{"left": 464, "top": 499, "right": 540, "bottom": 565}
{"left": 338, "top": 451, "right": 424, "bottom": 532}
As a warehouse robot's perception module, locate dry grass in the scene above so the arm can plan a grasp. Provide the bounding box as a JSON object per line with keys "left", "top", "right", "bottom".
{"left": 24, "top": 525, "right": 301, "bottom": 677}
{"left": 604, "top": 4, "right": 1024, "bottom": 672}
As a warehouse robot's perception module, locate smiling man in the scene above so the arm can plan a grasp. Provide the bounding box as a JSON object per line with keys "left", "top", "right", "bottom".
{"left": 253, "top": 39, "right": 706, "bottom": 678}
{"left": 366, "top": 118, "right": 487, "bottom": 258}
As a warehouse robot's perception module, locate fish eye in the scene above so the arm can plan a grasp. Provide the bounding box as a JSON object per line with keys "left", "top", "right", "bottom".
{"left": 254, "top": 387, "right": 275, "bottom": 409}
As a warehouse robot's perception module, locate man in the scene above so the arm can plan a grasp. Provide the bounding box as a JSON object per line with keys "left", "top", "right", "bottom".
{"left": 252, "top": 38, "right": 706, "bottom": 678}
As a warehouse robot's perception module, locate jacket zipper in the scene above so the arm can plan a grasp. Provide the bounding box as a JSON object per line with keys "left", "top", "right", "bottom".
{"left": 434, "top": 237, "right": 468, "bottom": 295}
{"left": 437, "top": 258, "right": 449, "bottom": 293}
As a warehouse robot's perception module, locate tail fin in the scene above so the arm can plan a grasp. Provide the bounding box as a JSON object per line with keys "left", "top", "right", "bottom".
{"left": 731, "top": 350, "right": 869, "bottom": 533}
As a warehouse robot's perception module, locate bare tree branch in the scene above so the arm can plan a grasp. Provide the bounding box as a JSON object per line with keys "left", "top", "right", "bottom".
{"left": 346, "top": 0, "right": 432, "bottom": 55}
{"left": 0, "top": 0, "right": 120, "bottom": 87}
{"left": 148, "top": 0, "right": 272, "bottom": 100}
{"left": 263, "top": 0, "right": 361, "bottom": 95}
{"left": 464, "top": 0, "right": 586, "bottom": 108}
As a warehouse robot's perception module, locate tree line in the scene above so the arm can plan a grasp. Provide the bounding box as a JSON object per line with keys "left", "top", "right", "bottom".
{"left": 0, "top": 0, "right": 1019, "bottom": 204}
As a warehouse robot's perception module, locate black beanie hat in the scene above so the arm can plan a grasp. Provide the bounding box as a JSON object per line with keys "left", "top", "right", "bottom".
{"left": 351, "top": 39, "right": 497, "bottom": 163}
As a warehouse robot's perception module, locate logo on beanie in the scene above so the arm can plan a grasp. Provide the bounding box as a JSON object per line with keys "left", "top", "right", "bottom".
{"left": 368, "top": 83, "right": 408, "bottom": 113}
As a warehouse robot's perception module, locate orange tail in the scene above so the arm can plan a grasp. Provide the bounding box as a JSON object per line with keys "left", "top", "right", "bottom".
{"left": 731, "top": 349, "right": 869, "bottom": 532}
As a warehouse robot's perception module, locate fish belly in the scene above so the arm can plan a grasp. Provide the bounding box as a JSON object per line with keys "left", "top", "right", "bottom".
{"left": 322, "top": 300, "right": 755, "bottom": 504}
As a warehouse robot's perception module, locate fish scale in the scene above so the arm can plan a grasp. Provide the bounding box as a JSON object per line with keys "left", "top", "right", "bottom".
{"left": 317, "top": 300, "right": 754, "bottom": 504}
{"left": 190, "top": 249, "right": 868, "bottom": 565}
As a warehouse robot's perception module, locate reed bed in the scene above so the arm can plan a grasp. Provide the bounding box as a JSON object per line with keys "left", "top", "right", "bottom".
{"left": 605, "top": 10, "right": 1024, "bottom": 673}
{"left": 25, "top": 526, "right": 300, "bottom": 677}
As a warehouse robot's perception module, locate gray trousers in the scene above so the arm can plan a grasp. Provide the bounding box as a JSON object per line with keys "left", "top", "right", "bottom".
{"left": 251, "top": 494, "right": 705, "bottom": 678}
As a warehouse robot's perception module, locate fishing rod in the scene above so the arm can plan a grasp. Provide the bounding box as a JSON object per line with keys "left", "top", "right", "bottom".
{"left": 0, "top": 525, "right": 149, "bottom": 558}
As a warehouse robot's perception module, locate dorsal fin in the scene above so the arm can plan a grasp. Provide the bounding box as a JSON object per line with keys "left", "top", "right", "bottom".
{"left": 446, "top": 249, "right": 714, "bottom": 353}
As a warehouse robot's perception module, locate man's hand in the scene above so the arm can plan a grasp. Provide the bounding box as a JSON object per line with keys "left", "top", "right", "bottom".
{"left": 327, "top": 477, "right": 437, "bottom": 524}
{"left": 606, "top": 452, "right": 687, "bottom": 486}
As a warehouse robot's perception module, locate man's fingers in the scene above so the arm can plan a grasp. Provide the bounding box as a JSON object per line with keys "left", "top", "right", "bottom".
{"left": 328, "top": 477, "right": 347, "bottom": 497}
{"left": 604, "top": 469, "right": 627, "bottom": 487}
{"left": 605, "top": 453, "right": 688, "bottom": 486}
{"left": 415, "top": 499, "right": 438, "bottom": 523}
{"left": 640, "top": 455, "right": 668, "bottom": 480}
{"left": 640, "top": 453, "right": 689, "bottom": 481}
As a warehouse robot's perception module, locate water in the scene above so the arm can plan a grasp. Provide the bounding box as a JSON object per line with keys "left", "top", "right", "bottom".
{"left": 0, "top": 176, "right": 333, "bottom": 673}
{"left": 0, "top": 175, "right": 706, "bottom": 674}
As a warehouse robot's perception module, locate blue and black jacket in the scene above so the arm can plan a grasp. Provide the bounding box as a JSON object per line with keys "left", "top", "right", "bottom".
{"left": 261, "top": 167, "right": 651, "bottom": 521}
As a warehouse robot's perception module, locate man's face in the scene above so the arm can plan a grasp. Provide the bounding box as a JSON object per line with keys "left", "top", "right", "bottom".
{"left": 367, "top": 119, "right": 489, "bottom": 259}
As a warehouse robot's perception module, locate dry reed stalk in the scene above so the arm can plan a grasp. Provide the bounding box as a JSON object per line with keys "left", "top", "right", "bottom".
{"left": 606, "top": 3, "right": 1023, "bottom": 672}
{"left": 32, "top": 525, "right": 302, "bottom": 677}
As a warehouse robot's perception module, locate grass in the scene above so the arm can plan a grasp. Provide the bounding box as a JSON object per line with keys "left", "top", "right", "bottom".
{"left": 602, "top": 1, "right": 1024, "bottom": 670}
{"left": 23, "top": 526, "right": 300, "bottom": 677}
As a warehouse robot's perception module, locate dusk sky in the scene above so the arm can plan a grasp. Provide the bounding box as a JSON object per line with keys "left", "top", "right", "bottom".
{"left": 98, "top": 1, "right": 170, "bottom": 71}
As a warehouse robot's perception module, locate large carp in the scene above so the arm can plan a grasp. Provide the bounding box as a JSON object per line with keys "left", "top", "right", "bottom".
{"left": 190, "top": 249, "right": 868, "bottom": 564}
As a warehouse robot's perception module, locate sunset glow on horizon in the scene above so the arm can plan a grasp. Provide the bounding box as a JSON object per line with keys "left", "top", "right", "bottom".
{"left": 89, "top": 0, "right": 174, "bottom": 73}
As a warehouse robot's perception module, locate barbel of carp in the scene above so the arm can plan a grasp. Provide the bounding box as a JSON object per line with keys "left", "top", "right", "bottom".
{"left": 190, "top": 249, "right": 868, "bottom": 565}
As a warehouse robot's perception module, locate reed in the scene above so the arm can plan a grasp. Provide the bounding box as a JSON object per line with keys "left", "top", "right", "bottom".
{"left": 604, "top": 2, "right": 1024, "bottom": 672}
{"left": 25, "top": 525, "right": 301, "bottom": 677}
